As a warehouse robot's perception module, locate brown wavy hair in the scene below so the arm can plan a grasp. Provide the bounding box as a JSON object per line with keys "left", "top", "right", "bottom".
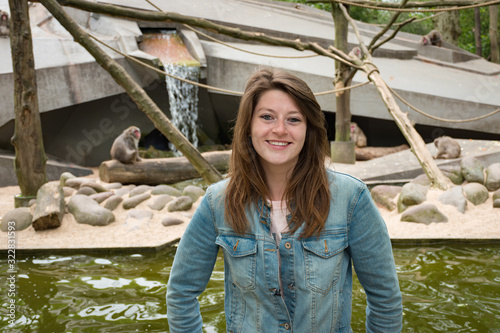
{"left": 224, "top": 68, "right": 331, "bottom": 238}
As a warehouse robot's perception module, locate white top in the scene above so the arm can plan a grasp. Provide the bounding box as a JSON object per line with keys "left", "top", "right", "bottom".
{"left": 270, "top": 200, "right": 289, "bottom": 244}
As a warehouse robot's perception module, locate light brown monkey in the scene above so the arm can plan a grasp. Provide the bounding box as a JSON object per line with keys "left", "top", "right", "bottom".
{"left": 350, "top": 122, "right": 367, "bottom": 148}
{"left": 420, "top": 30, "right": 442, "bottom": 47}
{"left": 348, "top": 46, "right": 363, "bottom": 60}
{"left": 0, "top": 10, "right": 9, "bottom": 38}
{"left": 433, "top": 136, "right": 461, "bottom": 159}
{"left": 110, "top": 126, "right": 142, "bottom": 164}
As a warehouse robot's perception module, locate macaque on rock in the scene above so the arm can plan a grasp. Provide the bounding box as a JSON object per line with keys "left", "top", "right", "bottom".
{"left": 350, "top": 122, "right": 367, "bottom": 148}
{"left": 110, "top": 126, "right": 142, "bottom": 164}
{"left": 420, "top": 30, "right": 442, "bottom": 47}
{"left": 0, "top": 10, "right": 9, "bottom": 38}
{"left": 433, "top": 136, "right": 461, "bottom": 159}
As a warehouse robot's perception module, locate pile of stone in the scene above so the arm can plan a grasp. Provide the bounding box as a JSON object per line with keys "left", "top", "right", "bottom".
{"left": 371, "top": 156, "right": 500, "bottom": 223}
{"left": 1, "top": 172, "right": 206, "bottom": 233}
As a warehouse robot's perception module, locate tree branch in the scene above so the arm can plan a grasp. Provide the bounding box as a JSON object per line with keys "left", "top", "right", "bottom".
{"left": 367, "top": 0, "right": 409, "bottom": 50}
{"left": 307, "top": 0, "right": 493, "bottom": 8}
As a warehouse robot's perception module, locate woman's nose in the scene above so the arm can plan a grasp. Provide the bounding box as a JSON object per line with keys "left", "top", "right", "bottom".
{"left": 272, "top": 119, "right": 287, "bottom": 135}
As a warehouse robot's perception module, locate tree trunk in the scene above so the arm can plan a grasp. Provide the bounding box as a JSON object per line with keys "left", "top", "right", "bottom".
{"left": 8, "top": 0, "right": 47, "bottom": 200}
{"left": 474, "top": 7, "right": 482, "bottom": 56}
{"left": 433, "top": 10, "right": 461, "bottom": 45}
{"left": 490, "top": 5, "right": 499, "bottom": 63}
{"left": 40, "top": 0, "right": 223, "bottom": 184}
{"left": 100, "top": 150, "right": 231, "bottom": 185}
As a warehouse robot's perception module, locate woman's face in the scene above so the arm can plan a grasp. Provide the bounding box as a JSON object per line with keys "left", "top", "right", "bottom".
{"left": 250, "top": 89, "right": 307, "bottom": 175}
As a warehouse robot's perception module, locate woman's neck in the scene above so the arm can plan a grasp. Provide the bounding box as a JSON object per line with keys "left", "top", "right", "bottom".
{"left": 264, "top": 167, "right": 292, "bottom": 201}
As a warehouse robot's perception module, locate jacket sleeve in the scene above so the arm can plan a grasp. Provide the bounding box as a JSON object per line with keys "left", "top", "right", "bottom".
{"left": 166, "top": 188, "right": 220, "bottom": 332}
{"left": 347, "top": 185, "right": 403, "bottom": 333}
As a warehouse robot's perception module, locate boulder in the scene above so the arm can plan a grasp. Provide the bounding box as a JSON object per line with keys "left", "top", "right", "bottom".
{"left": 494, "top": 199, "right": 500, "bottom": 208}
{"left": 182, "top": 185, "right": 206, "bottom": 203}
{"left": 437, "top": 186, "right": 467, "bottom": 213}
{"left": 1, "top": 207, "right": 32, "bottom": 232}
{"left": 76, "top": 186, "right": 97, "bottom": 196}
{"left": 162, "top": 216, "right": 184, "bottom": 227}
{"left": 168, "top": 196, "right": 194, "bottom": 212}
{"left": 62, "top": 186, "right": 76, "bottom": 197}
{"left": 493, "top": 189, "right": 500, "bottom": 201}
{"left": 151, "top": 184, "right": 182, "bottom": 196}
{"left": 400, "top": 203, "right": 448, "bottom": 223}
{"left": 462, "top": 183, "right": 489, "bottom": 206}
{"left": 129, "top": 185, "right": 153, "bottom": 197}
{"left": 32, "top": 181, "right": 65, "bottom": 231}
{"left": 64, "top": 177, "right": 89, "bottom": 189}
{"left": 397, "top": 183, "right": 428, "bottom": 213}
{"left": 89, "top": 191, "right": 114, "bottom": 204}
{"left": 370, "top": 185, "right": 401, "bottom": 211}
{"left": 103, "top": 195, "right": 123, "bottom": 211}
{"left": 147, "top": 194, "right": 173, "bottom": 211}
{"left": 122, "top": 193, "right": 151, "bottom": 209}
{"left": 83, "top": 181, "right": 108, "bottom": 193}
{"left": 104, "top": 182, "right": 123, "bottom": 190}
{"left": 460, "top": 156, "right": 484, "bottom": 184}
{"left": 485, "top": 163, "right": 500, "bottom": 191}
{"left": 114, "top": 185, "right": 136, "bottom": 197}
{"left": 410, "top": 174, "right": 431, "bottom": 186}
{"left": 68, "top": 195, "right": 115, "bottom": 226}
{"left": 439, "top": 164, "right": 464, "bottom": 185}
{"left": 59, "top": 172, "right": 76, "bottom": 187}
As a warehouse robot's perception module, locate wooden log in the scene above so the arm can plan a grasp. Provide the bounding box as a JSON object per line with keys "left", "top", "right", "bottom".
{"left": 100, "top": 151, "right": 231, "bottom": 185}
{"left": 355, "top": 144, "right": 409, "bottom": 161}
{"left": 32, "top": 181, "right": 65, "bottom": 231}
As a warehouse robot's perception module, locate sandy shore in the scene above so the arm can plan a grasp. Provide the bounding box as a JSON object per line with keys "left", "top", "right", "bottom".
{"left": 1, "top": 175, "right": 499, "bottom": 252}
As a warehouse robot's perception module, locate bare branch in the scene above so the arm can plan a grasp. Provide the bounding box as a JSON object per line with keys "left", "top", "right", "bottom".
{"left": 306, "top": 0, "right": 494, "bottom": 8}
{"left": 371, "top": 17, "right": 416, "bottom": 53}
{"left": 367, "top": 0, "right": 409, "bottom": 50}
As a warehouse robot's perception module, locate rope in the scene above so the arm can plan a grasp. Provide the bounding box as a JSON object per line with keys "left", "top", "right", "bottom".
{"left": 369, "top": 12, "right": 445, "bottom": 27}
{"left": 183, "top": 24, "right": 319, "bottom": 59}
{"left": 329, "top": 0, "right": 500, "bottom": 13}
{"left": 88, "top": 33, "right": 369, "bottom": 96}
{"left": 389, "top": 86, "right": 500, "bottom": 122}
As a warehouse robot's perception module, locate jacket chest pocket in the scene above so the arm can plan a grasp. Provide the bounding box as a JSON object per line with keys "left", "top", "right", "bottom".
{"left": 216, "top": 235, "right": 257, "bottom": 291}
{"left": 302, "top": 232, "right": 347, "bottom": 294}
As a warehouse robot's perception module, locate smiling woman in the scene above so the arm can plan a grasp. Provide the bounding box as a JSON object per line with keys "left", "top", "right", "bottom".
{"left": 166, "top": 68, "right": 403, "bottom": 332}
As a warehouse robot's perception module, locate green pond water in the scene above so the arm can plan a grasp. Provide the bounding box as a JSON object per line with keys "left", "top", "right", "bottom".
{"left": 1, "top": 245, "right": 499, "bottom": 332}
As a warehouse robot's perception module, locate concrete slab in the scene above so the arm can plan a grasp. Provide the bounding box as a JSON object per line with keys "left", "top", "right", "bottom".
{"left": 329, "top": 139, "right": 500, "bottom": 184}
{"left": 0, "top": 152, "right": 93, "bottom": 187}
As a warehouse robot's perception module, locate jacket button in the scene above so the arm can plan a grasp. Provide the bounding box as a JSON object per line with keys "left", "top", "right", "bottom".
{"left": 284, "top": 323, "right": 290, "bottom": 330}
{"left": 284, "top": 242, "right": 291, "bottom": 249}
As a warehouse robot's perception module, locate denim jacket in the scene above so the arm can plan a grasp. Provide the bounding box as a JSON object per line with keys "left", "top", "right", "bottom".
{"left": 166, "top": 170, "right": 403, "bottom": 332}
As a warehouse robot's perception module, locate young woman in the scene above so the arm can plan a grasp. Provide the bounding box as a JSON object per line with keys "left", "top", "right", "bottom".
{"left": 166, "top": 68, "right": 403, "bottom": 332}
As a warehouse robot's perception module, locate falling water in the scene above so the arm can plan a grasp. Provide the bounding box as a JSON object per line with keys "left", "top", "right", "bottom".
{"left": 164, "top": 63, "right": 200, "bottom": 154}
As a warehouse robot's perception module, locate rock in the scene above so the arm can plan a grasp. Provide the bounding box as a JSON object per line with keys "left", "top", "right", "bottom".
{"left": 114, "top": 185, "right": 136, "bottom": 197}
{"left": 168, "top": 196, "right": 194, "bottom": 212}
{"left": 83, "top": 181, "right": 108, "bottom": 193}
{"left": 32, "top": 181, "right": 65, "bottom": 231}
{"left": 462, "top": 183, "right": 489, "bottom": 206}
{"left": 493, "top": 189, "right": 500, "bottom": 201}
{"left": 397, "top": 183, "right": 428, "bottom": 213}
{"left": 439, "top": 164, "right": 464, "bottom": 185}
{"left": 182, "top": 185, "right": 206, "bottom": 202}
{"left": 438, "top": 186, "right": 467, "bottom": 213}
{"left": 28, "top": 199, "right": 36, "bottom": 207}
{"left": 64, "top": 177, "right": 88, "bottom": 189}
{"left": 370, "top": 185, "right": 401, "bottom": 211}
{"left": 127, "top": 209, "right": 153, "bottom": 221}
{"left": 147, "top": 194, "right": 172, "bottom": 211}
{"left": 494, "top": 199, "right": 500, "bottom": 208}
{"left": 68, "top": 195, "right": 115, "bottom": 226}
{"left": 400, "top": 203, "right": 448, "bottom": 223}
{"left": 103, "top": 195, "right": 123, "bottom": 211}
{"left": 104, "top": 182, "right": 122, "bottom": 190}
{"left": 410, "top": 174, "right": 431, "bottom": 186}
{"left": 461, "top": 156, "right": 484, "bottom": 184}
{"left": 63, "top": 186, "right": 76, "bottom": 197}
{"left": 1, "top": 208, "right": 32, "bottom": 232}
{"left": 151, "top": 184, "right": 182, "bottom": 196}
{"left": 59, "top": 172, "right": 76, "bottom": 187}
{"left": 162, "top": 216, "right": 184, "bottom": 227}
{"left": 485, "top": 163, "right": 500, "bottom": 191}
{"left": 129, "top": 185, "right": 153, "bottom": 197}
{"left": 122, "top": 193, "right": 151, "bottom": 209}
{"left": 76, "top": 186, "right": 97, "bottom": 196}
{"left": 89, "top": 191, "right": 114, "bottom": 204}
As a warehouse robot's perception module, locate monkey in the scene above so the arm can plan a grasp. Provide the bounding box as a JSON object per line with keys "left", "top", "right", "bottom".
{"left": 433, "top": 136, "right": 461, "bottom": 159}
{"left": 420, "top": 30, "right": 442, "bottom": 47}
{"left": 348, "top": 46, "right": 363, "bottom": 60}
{"left": 350, "top": 122, "right": 367, "bottom": 148}
{"left": 110, "top": 126, "right": 142, "bottom": 164}
{"left": 0, "top": 10, "right": 9, "bottom": 38}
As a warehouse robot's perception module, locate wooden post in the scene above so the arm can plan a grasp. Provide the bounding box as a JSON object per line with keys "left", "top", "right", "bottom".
{"left": 8, "top": 0, "right": 48, "bottom": 206}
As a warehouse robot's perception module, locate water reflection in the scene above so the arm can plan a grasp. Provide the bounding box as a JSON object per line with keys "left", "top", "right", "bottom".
{"left": 1, "top": 245, "right": 499, "bottom": 332}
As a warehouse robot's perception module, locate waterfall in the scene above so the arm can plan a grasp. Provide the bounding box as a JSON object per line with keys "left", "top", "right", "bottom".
{"left": 164, "top": 63, "right": 200, "bottom": 154}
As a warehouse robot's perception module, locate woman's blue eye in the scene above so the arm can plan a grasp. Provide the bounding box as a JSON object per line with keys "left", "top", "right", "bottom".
{"left": 289, "top": 117, "right": 301, "bottom": 123}
{"left": 261, "top": 114, "right": 273, "bottom": 120}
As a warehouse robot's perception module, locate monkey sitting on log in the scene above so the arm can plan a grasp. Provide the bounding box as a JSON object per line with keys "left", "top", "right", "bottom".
{"left": 110, "top": 126, "right": 142, "bottom": 164}
{"left": 0, "top": 10, "right": 9, "bottom": 38}
{"left": 420, "top": 30, "right": 442, "bottom": 47}
{"left": 350, "top": 122, "right": 367, "bottom": 148}
{"left": 433, "top": 136, "right": 461, "bottom": 159}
